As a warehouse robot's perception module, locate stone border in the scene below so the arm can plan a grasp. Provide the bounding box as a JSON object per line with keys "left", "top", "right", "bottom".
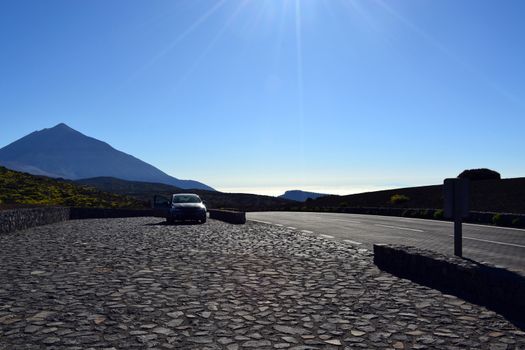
{"left": 0, "top": 207, "right": 158, "bottom": 234}
{"left": 0, "top": 207, "right": 246, "bottom": 234}
{"left": 279, "top": 207, "right": 525, "bottom": 228}
{"left": 208, "top": 209, "right": 246, "bottom": 224}
{"left": 69, "top": 207, "right": 155, "bottom": 220}
{"left": 373, "top": 244, "right": 525, "bottom": 327}
{"left": 301, "top": 207, "right": 524, "bottom": 227}
{"left": 0, "top": 207, "right": 70, "bottom": 234}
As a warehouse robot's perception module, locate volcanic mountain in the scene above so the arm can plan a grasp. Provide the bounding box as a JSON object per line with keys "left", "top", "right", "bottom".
{"left": 0, "top": 123, "right": 214, "bottom": 191}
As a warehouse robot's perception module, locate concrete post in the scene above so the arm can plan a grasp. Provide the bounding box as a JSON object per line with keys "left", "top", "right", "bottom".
{"left": 454, "top": 217, "right": 462, "bottom": 257}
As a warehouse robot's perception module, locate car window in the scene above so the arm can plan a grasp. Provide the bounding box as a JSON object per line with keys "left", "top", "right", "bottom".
{"left": 172, "top": 195, "right": 201, "bottom": 204}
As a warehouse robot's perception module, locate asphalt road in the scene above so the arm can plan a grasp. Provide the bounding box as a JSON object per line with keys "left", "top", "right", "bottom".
{"left": 247, "top": 211, "right": 525, "bottom": 274}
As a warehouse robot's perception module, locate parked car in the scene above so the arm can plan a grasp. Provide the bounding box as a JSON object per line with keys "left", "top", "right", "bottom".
{"left": 154, "top": 193, "right": 207, "bottom": 224}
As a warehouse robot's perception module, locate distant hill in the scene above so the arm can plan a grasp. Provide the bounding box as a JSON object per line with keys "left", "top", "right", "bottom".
{"left": 76, "top": 177, "right": 295, "bottom": 211}
{"left": 304, "top": 178, "right": 525, "bottom": 214}
{"left": 0, "top": 166, "right": 145, "bottom": 209}
{"left": 0, "top": 123, "right": 214, "bottom": 191}
{"left": 279, "top": 190, "right": 329, "bottom": 202}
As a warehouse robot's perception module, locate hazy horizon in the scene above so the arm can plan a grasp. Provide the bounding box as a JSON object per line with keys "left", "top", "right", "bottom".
{"left": 220, "top": 184, "right": 410, "bottom": 197}
{"left": 1, "top": 122, "right": 424, "bottom": 196}
{"left": 2, "top": 1, "right": 524, "bottom": 195}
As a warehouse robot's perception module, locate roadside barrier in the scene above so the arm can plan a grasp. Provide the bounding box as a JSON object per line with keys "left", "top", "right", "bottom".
{"left": 69, "top": 207, "right": 154, "bottom": 220}
{"left": 287, "top": 207, "right": 525, "bottom": 228}
{"left": 0, "top": 207, "right": 248, "bottom": 233}
{"left": 0, "top": 207, "right": 70, "bottom": 234}
{"left": 208, "top": 209, "right": 246, "bottom": 224}
{"left": 374, "top": 244, "right": 525, "bottom": 327}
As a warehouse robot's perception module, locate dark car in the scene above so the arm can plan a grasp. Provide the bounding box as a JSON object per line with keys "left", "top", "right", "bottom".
{"left": 166, "top": 193, "right": 207, "bottom": 224}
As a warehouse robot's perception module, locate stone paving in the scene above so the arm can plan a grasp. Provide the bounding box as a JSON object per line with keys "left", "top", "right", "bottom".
{"left": 0, "top": 218, "right": 524, "bottom": 349}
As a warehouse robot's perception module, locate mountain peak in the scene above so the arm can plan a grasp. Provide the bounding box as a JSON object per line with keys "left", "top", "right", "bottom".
{"left": 49, "top": 122, "right": 74, "bottom": 131}
{"left": 0, "top": 124, "right": 215, "bottom": 191}
{"left": 35, "top": 123, "right": 77, "bottom": 135}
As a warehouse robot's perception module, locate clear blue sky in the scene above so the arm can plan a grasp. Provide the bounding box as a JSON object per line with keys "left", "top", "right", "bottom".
{"left": 1, "top": 0, "right": 524, "bottom": 195}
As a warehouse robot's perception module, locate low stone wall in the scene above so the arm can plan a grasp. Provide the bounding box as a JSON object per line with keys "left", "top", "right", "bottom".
{"left": 294, "top": 207, "right": 525, "bottom": 228}
{"left": 336, "top": 207, "right": 434, "bottom": 218}
{"left": 468, "top": 211, "right": 525, "bottom": 227}
{"left": 208, "top": 209, "right": 246, "bottom": 224}
{"left": 69, "top": 207, "right": 155, "bottom": 220}
{"left": 374, "top": 244, "right": 525, "bottom": 326}
{"left": 0, "top": 207, "right": 71, "bottom": 234}
{"left": 284, "top": 207, "right": 440, "bottom": 220}
{"left": 0, "top": 207, "right": 161, "bottom": 233}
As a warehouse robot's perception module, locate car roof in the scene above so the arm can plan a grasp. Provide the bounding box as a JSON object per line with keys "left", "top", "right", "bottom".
{"left": 172, "top": 193, "right": 200, "bottom": 197}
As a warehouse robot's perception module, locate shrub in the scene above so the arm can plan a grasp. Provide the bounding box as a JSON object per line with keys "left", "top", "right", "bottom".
{"left": 390, "top": 194, "right": 410, "bottom": 205}
{"left": 434, "top": 209, "right": 444, "bottom": 220}
{"left": 458, "top": 168, "right": 501, "bottom": 181}
{"left": 512, "top": 218, "right": 521, "bottom": 226}
{"left": 339, "top": 201, "right": 349, "bottom": 207}
{"left": 0, "top": 166, "right": 146, "bottom": 209}
{"left": 492, "top": 213, "right": 503, "bottom": 226}
{"left": 420, "top": 209, "right": 429, "bottom": 217}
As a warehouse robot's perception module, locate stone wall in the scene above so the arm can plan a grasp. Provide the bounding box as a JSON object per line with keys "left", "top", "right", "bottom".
{"left": 0, "top": 207, "right": 247, "bottom": 233}
{"left": 373, "top": 244, "right": 525, "bottom": 326}
{"left": 301, "top": 207, "right": 525, "bottom": 228}
{"left": 0, "top": 207, "right": 71, "bottom": 234}
{"left": 69, "top": 207, "right": 156, "bottom": 220}
{"left": 0, "top": 207, "right": 160, "bottom": 233}
{"left": 332, "top": 207, "right": 435, "bottom": 218}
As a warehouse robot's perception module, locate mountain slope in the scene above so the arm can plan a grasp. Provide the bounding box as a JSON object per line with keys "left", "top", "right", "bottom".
{"left": 0, "top": 166, "right": 145, "bottom": 209}
{"left": 279, "top": 190, "right": 329, "bottom": 202}
{"left": 74, "top": 177, "right": 183, "bottom": 200}
{"left": 76, "top": 177, "right": 295, "bottom": 211}
{"left": 0, "top": 123, "right": 214, "bottom": 191}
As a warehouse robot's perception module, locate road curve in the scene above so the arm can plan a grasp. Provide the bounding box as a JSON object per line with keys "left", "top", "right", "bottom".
{"left": 247, "top": 211, "right": 525, "bottom": 274}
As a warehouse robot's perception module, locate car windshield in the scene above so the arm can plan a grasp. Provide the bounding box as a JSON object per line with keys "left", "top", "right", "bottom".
{"left": 172, "top": 195, "right": 201, "bottom": 204}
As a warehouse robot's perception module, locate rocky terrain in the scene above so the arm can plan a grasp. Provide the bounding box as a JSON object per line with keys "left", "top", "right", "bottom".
{"left": 0, "top": 218, "right": 523, "bottom": 349}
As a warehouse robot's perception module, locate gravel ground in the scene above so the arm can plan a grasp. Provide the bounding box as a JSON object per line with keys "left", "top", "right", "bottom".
{"left": 0, "top": 217, "right": 524, "bottom": 349}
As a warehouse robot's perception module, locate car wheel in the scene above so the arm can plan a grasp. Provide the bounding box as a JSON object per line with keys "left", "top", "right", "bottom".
{"left": 200, "top": 217, "right": 207, "bottom": 224}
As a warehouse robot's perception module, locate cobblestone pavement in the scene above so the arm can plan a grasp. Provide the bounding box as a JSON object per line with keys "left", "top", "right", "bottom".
{"left": 1, "top": 218, "right": 524, "bottom": 349}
